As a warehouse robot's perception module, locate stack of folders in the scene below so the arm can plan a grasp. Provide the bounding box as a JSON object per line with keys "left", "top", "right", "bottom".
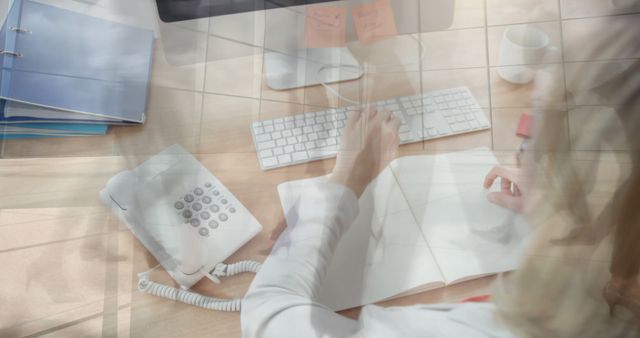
{"left": 0, "top": 0, "right": 154, "bottom": 139}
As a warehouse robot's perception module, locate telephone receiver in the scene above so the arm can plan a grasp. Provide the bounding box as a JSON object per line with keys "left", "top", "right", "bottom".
{"left": 100, "top": 144, "right": 263, "bottom": 311}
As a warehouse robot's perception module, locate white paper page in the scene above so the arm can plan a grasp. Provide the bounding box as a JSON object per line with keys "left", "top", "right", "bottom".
{"left": 278, "top": 167, "right": 444, "bottom": 311}
{"left": 391, "top": 149, "right": 531, "bottom": 284}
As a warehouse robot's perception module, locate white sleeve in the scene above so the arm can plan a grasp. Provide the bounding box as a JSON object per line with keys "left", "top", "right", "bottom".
{"left": 241, "top": 183, "right": 361, "bottom": 338}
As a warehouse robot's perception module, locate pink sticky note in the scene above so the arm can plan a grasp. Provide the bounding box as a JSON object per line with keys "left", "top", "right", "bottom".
{"left": 352, "top": 0, "right": 398, "bottom": 44}
{"left": 305, "top": 6, "right": 348, "bottom": 48}
{"left": 516, "top": 113, "right": 534, "bottom": 138}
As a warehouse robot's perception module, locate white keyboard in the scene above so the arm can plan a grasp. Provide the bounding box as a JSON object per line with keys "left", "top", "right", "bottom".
{"left": 251, "top": 86, "right": 490, "bottom": 170}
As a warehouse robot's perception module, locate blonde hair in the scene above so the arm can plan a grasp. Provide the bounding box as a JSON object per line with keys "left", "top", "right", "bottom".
{"left": 492, "top": 7, "right": 640, "bottom": 337}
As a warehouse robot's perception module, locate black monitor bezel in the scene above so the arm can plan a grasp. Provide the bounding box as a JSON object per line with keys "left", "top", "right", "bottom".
{"left": 156, "top": 0, "right": 341, "bottom": 22}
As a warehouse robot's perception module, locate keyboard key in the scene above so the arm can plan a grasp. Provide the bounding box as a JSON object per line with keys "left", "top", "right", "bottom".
{"left": 276, "top": 139, "right": 287, "bottom": 147}
{"left": 272, "top": 131, "right": 282, "bottom": 139}
{"left": 264, "top": 125, "right": 274, "bottom": 133}
{"left": 287, "top": 137, "right": 297, "bottom": 145}
{"left": 262, "top": 157, "right": 278, "bottom": 167}
{"left": 294, "top": 143, "right": 305, "bottom": 151}
{"left": 308, "top": 147, "right": 337, "bottom": 159}
{"left": 259, "top": 149, "right": 273, "bottom": 158}
{"left": 278, "top": 154, "right": 292, "bottom": 163}
{"left": 399, "top": 132, "right": 414, "bottom": 143}
{"left": 282, "top": 130, "right": 293, "bottom": 137}
{"left": 273, "top": 147, "right": 284, "bottom": 155}
{"left": 284, "top": 145, "right": 294, "bottom": 153}
{"left": 254, "top": 127, "right": 265, "bottom": 134}
{"left": 292, "top": 152, "right": 309, "bottom": 161}
{"left": 255, "top": 132, "right": 270, "bottom": 142}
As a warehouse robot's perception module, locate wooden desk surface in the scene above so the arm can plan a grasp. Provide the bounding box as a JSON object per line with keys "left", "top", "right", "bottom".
{"left": 1, "top": 0, "right": 636, "bottom": 336}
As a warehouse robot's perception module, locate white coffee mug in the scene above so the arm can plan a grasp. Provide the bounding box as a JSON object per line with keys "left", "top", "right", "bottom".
{"left": 497, "top": 25, "right": 557, "bottom": 84}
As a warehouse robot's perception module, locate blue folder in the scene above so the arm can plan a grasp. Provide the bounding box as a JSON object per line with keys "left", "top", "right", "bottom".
{"left": 0, "top": 0, "right": 154, "bottom": 123}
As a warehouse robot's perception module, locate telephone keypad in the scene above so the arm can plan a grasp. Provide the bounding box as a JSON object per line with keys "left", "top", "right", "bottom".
{"left": 176, "top": 182, "right": 238, "bottom": 234}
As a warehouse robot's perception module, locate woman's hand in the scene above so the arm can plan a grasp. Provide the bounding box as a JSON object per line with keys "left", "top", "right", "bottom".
{"left": 483, "top": 165, "right": 527, "bottom": 213}
{"left": 329, "top": 108, "right": 401, "bottom": 197}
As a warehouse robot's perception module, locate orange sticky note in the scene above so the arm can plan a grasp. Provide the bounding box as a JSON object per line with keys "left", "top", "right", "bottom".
{"left": 305, "top": 6, "right": 348, "bottom": 48}
{"left": 352, "top": 0, "right": 398, "bottom": 44}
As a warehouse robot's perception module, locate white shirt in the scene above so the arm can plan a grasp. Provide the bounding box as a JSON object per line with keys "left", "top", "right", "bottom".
{"left": 241, "top": 183, "right": 518, "bottom": 338}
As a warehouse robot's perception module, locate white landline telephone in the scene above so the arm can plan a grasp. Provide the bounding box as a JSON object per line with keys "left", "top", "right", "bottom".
{"left": 100, "top": 144, "right": 263, "bottom": 311}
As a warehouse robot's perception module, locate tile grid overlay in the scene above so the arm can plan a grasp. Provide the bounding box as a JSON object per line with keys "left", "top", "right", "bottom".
{"left": 1, "top": 1, "right": 639, "bottom": 336}
{"left": 482, "top": 0, "right": 495, "bottom": 150}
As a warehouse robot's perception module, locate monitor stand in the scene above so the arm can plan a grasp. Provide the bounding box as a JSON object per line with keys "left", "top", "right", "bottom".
{"left": 264, "top": 47, "right": 363, "bottom": 90}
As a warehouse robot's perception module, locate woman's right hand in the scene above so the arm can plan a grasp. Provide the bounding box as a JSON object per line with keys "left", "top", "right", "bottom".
{"left": 483, "top": 166, "right": 526, "bottom": 213}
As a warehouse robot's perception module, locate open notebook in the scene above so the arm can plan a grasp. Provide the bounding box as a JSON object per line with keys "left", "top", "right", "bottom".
{"left": 277, "top": 148, "right": 531, "bottom": 311}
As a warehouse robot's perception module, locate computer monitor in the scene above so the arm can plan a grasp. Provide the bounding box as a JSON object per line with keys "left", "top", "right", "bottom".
{"left": 154, "top": 0, "right": 455, "bottom": 90}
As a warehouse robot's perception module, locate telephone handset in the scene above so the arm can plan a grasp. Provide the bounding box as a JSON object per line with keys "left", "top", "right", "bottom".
{"left": 100, "top": 144, "right": 262, "bottom": 311}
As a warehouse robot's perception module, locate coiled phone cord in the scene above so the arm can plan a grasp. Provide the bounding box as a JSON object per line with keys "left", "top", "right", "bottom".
{"left": 137, "top": 260, "right": 262, "bottom": 312}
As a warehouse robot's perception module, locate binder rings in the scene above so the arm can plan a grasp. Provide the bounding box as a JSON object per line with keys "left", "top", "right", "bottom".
{"left": 0, "top": 0, "right": 155, "bottom": 123}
